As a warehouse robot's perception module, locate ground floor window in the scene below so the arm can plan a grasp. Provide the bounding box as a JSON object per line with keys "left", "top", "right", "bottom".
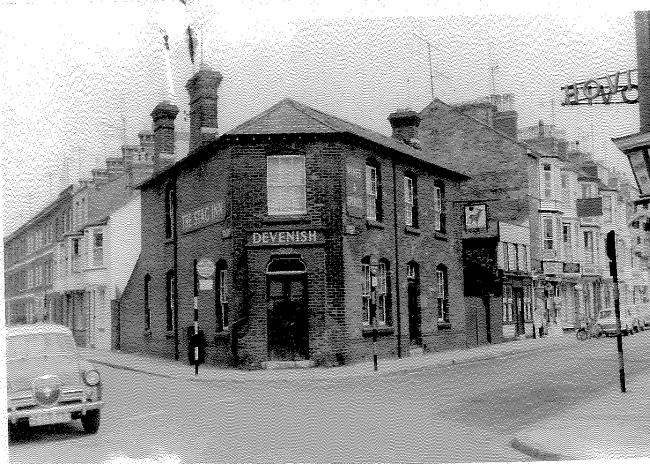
{"left": 524, "top": 286, "right": 533, "bottom": 321}
{"left": 166, "top": 270, "right": 175, "bottom": 331}
{"left": 436, "top": 265, "right": 449, "bottom": 323}
{"left": 502, "top": 285, "right": 513, "bottom": 322}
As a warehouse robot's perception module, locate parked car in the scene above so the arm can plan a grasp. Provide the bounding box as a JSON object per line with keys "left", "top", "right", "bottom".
{"left": 594, "top": 309, "right": 636, "bottom": 336}
{"left": 7, "top": 324, "right": 104, "bottom": 439}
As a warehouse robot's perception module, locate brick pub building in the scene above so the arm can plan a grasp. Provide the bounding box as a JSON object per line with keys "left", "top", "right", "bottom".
{"left": 116, "top": 68, "right": 472, "bottom": 368}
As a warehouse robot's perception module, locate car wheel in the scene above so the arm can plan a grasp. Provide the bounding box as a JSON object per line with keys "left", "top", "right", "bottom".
{"left": 81, "top": 409, "right": 100, "bottom": 434}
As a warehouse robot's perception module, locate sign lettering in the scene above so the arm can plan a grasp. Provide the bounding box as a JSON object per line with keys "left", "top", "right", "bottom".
{"left": 249, "top": 230, "right": 322, "bottom": 246}
{"left": 562, "top": 69, "right": 638, "bottom": 105}
{"left": 180, "top": 201, "right": 226, "bottom": 234}
{"left": 346, "top": 161, "right": 365, "bottom": 218}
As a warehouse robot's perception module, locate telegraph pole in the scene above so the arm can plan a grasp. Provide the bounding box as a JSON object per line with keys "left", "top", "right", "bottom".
{"left": 606, "top": 230, "right": 626, "bottom": 393}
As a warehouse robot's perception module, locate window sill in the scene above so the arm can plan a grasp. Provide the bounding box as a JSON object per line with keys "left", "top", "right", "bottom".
{"left": 366, "top": 219, "right": 385, "bottom": 229}
{"left": 437, "top": 322, "right": 452, "bottom": 330}
{"left": 143, "top": 329, "right": 152, "bottom": 337}
{"left": 361, "top": 325, "right": 394, "bottom": 336}
{"left": 165, "top": 330, "right": 175, "bottom": 340}
{"left": 262, "top": 215, "right": 310, "bottom": 224}
{"left": 165, "top": 238, "right": 174, "bottom": 245}
{"left": 404, "top": 226, "right": 421, "bottom": 235}
{"left": 214, "top": 330, "right": 230, "bottom": 341}
{"left": 434, "top": 231, "right": 448, "bottom": 241}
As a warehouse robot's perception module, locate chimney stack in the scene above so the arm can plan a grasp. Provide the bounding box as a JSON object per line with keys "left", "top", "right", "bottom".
{"left": 186, "top": 67, "right": 223, "bottom": 153}
{"left": 388, "top": 109, "right": 422, "bottom": 149}
{"left": 151, "top": 101, "right": 179, "bottom": 173}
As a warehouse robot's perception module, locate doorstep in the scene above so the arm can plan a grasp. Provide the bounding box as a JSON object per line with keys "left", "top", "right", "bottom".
{"left": 261, "top": 360, "right": 315, "bottom": 369}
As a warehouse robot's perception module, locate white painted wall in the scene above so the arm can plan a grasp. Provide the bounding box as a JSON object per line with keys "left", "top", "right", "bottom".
{"left": 108, "top": 192, "right": 141, "bottom": 300}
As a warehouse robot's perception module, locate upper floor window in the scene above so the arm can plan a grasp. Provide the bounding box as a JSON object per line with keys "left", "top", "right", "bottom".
{"left": 404, "top": 175, "right": 417, "bottom": 227}
{"left": 93, "top": 231, "right": 103, "bottom": 267}
{"left": 71, "top": 238, "right": 81, "bottom": 271}
{"left": 433, "top": 182, "right": 445, "bottom": 232}
{"left": 267, "top": 155, "right": 306, "bottom": 216}
{"left": 543, "top": 217, "right": 554, "bottom": 250}
{"left": 584, "top": 231, "right": 595, "bottom": 264}
{"left": 563, "top": 224, "right": 572, "bottom": 259}
{"left": 603, "top": 196, "right": 612, "bottom": 223}
{"left": 165, "top": 186, "right": 175, "bottom": 239}
{"left": 542, "top": 164, "right": 552, "bottom": 199}
{"left": 366, "top": 164, "right": 382, "bottom": 221}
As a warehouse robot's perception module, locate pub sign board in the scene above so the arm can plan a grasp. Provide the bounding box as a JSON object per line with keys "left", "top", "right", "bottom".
{"left": 180, "top": 200, "right": 226, "bottom": 234}
{"left": 464, "top": 204, "right": 487, "bottom": 231}
{"left": 247, "top": 229, "right": 325, "bottom": 247}
{"left": 346, "top": 160, "right": 365, "bottom": 218}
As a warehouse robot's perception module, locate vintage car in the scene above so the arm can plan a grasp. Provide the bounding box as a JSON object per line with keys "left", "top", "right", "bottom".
{"left": 594, "top": 309, "right": 636, "bottom": 336}
{"left": 7, "top": 324, "right": 104, "bottom": 438}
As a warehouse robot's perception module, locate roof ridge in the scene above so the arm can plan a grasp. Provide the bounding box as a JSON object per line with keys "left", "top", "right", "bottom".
{"left": 282, "top": 98, "right": 344, "bottom": 132}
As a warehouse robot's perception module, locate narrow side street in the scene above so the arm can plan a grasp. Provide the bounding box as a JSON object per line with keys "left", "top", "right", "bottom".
{"left": 10, "top": 333, "right": 650, "bottom": 463}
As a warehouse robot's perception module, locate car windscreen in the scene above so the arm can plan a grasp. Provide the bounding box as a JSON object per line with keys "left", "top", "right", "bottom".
{"left": 7, "top": 333, "right": 76, "bottom": 359}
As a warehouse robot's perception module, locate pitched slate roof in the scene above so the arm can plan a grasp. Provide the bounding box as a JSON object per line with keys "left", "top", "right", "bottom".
{"left": 139, "top": 98, "right": 469, "bottom": 189}
{"left": 227, "top": 98, "right": 469, "bottom": 180}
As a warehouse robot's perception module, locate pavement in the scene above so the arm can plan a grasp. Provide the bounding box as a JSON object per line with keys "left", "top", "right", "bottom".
{"left": 78, "top": 333, "right": 650, "bottom": 461}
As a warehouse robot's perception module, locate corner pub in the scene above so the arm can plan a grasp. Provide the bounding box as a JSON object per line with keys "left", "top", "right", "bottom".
{"left": 116, "top": 68, "right": 472, "bottom": 369}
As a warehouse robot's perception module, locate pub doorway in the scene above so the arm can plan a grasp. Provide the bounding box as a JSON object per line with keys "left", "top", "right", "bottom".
{"left": 266, "top": 256, "right": 309, "bottom": 361}
{"left": 514, "top": 288, "right": 525, "bottom": 336}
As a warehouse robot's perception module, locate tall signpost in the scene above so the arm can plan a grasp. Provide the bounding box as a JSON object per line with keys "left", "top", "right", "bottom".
{"left": 606, "top": 231, "right": 626, "bottom": 393}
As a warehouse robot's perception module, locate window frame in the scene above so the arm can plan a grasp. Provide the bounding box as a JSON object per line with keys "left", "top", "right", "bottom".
{"left": 433, "top": 182, "right": 445, "bottom": 232}
{"left": 404, "top": 175, "right": 417, "bottom": 227}
{"left": 215, "top": 261, "right": 229, "bottom": 331}
{"left": 166, "top": 270, "right": 175, "bottom": 332}
{"left": 366, "top": 164, "right": 382, "bottom": 221}
{"left": 267, "top": 154, "right": 307, "bottom": 216}
{"left": 165, "top": 186, "right": 175, "bottom": 240}
{"left": 436, "top": 265, "right": 449, "bottom": 323}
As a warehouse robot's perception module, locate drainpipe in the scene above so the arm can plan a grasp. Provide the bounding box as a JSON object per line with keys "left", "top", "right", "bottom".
{"left": 392, "top": 159, "right": 402, "bottom": 357}
{"left": 172, "top": 182, "right": 179, "bottom": 361}
{"left": 230, "top": 315, "right": 249, "bottom": 367}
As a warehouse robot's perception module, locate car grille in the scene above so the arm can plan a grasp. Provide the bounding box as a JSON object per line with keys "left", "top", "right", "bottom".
{"left": 9, "top": 386, "right": 86, "bottom": 411}
{"left": 32, "top": 376, "right": 63, "bottom": 407}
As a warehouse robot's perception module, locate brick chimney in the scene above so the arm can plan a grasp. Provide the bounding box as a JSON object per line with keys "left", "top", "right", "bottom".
{"left": 186, "top": 68, "right": 223, "bottom": 153}
{"left": 151, "top": 101, "right": 179, "bottom": 173}
{"left": 388, "top": 109, "right": 421, "bottom": 149}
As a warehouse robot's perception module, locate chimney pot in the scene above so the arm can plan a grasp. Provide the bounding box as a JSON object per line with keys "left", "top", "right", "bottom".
{"left": 151, "top": 101, "right": 179, "bottom": 173}
{"left": 388, "top": 109, "right": 421, "bottom": 148}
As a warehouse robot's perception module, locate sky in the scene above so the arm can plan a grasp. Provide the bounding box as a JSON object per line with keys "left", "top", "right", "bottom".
{"left": 1, "top": 0, "right": 648, "bottom": 237}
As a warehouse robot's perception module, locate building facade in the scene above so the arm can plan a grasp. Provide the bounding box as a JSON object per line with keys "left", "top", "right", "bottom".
{"left": 116, "top": 69, "right": 474, "bottom": 368}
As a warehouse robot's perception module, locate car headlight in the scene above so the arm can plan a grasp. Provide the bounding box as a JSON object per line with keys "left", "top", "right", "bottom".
{"left": 84, "top": 369, "right": 101, "bottom": 386}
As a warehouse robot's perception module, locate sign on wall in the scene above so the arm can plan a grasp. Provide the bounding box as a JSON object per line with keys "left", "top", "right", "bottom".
{"left": 248, "top": 229, "right": 324, "bottom": 246}
{"left": 464, "top": 204, "right": 487, "bottom": 231}
{"left": 346, "top": 161, "right": 365, "bottom": 218}
{"left": 180, "top": 200, "right": 226, "bottom": 234}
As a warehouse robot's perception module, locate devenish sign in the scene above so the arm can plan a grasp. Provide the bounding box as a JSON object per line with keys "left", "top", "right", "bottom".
{"left": 248, "top": 230, "right": 323, "bottom": 246}
{"left": 562, "top": 69, "right": 638, "bottom": 105}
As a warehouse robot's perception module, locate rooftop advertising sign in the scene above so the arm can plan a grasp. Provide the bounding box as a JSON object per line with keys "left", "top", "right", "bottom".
{"left": 561, "top": 69, "right": 638, "bottom": 105}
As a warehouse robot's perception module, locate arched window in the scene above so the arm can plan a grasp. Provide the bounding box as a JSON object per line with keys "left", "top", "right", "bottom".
{"left": 436, "top": 264, "right": 449, "bottom": 323}
{"left": 361, "top": 256, "right": 371, "bottom": 324}
{"left": 165, "top": 185, "right": 175, "bottom": 239}
{"left": 166, "top": 270, "right": 175, "bottom": 331}
{"left": 144, "top": 274, "right": 151, "bottom": 331}
{"left": 215, "top": 260, "right": 229, "bottom": 331}
{"left": 377, "top": 259, "right": 391, "bottom": 325}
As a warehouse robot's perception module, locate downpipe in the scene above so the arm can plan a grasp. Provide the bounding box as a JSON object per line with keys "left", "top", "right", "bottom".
{"left": 231, "top": 315, "right": 249, "bottom": 367}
